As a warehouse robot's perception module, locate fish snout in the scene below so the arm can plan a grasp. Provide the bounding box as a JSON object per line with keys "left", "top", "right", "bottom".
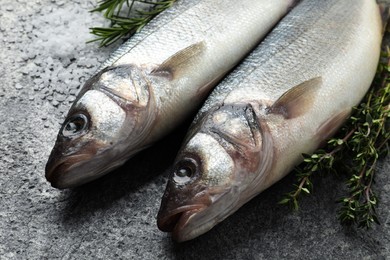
{"left": 157, "top": 181, "right": 211, "bottom": 236}
{"left": 157, "top": 204, "right": 207, "bottom": 233}
{"left": 45, "top": 152, "right": 93, "bottom": 189}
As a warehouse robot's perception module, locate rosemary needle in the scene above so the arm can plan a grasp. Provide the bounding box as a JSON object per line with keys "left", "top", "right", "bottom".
{"left": 89, "top": 0, "right": 176, "bottom": 47}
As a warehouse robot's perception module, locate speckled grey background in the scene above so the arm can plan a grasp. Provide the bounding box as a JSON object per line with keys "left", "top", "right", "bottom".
{"left": 1, "top": 0, "right": 389, "bottom": 259}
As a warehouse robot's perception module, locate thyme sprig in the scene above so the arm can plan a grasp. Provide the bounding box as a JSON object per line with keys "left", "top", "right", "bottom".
{"left": 89, "top": 0, "right": 176, "bottom": 47}
{"left": 280, "top": 46, "right": 390, "bottom": 228}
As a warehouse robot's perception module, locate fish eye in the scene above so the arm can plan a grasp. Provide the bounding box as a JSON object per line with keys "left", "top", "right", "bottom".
{"left": 62, "top": 113, "right": 89, "bottom": 137}
{"left": 173, "top": 158, "right": 197, "bottom": 184}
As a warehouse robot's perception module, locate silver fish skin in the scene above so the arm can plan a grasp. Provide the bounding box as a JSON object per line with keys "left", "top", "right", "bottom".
{"left": 45, "top": 0, "right": 296, "bottom": 188}
{"left": 157, "top": 0, "right": 383, "bottom": 242}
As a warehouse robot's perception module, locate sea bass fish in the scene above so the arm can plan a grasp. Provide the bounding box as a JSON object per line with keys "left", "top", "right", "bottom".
{"left": 45, "top": 0, "right": 296, "bottom": 188}
{"left": 157, "top": 0, "right": 383, "bottom": 242}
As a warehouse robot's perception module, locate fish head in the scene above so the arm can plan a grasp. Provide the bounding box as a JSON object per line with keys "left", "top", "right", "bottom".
{"left": 157, "top": 103, "right": 273, "bottom": 242}
{"left": 157, "top": 132, "right": 238, "bottom": 242}
{"left": 45, "top": 65, "right": 157, "bottom": 188}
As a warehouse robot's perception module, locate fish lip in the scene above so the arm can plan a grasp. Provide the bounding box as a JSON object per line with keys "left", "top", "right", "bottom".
{"left": 157, "top": 204, "right": 206, "bottom": 238}
{"left": 45, "top": 154, "right": 92, "bottom": 189}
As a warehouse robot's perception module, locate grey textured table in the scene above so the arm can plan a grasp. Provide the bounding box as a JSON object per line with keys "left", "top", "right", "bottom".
{"left": 1, "top": 1, "right": 389, "bottom": 259}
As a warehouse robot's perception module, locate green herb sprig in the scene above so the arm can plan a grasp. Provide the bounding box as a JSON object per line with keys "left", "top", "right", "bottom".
{"left": 89, "top": 0, "right": 177, "bottom": 47}
{"left": 280, "top": 46, "right": 390, "bottom": 228}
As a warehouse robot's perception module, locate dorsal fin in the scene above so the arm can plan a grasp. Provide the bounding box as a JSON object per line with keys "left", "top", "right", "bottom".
{"left": 267, "top": 77, "right": 322, "bottom": 119}
{"left": 151, "top": 41, "right": 206, "bottom": 79}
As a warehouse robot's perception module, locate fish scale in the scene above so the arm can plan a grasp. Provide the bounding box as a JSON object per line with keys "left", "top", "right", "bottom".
{"left": 46, "top": 0, "right": 295, "bottom": 188}
{"left": 200, "top": 0, "right": 366, "bottom": 113}
{"left": 158, "top": 0, "right": 382, "bottom": 242}
{"left": 105, "top": 0, "right": 257, "bottom": 68}
{"left": 98, "top": 0, "right": 201, "bottom": 70}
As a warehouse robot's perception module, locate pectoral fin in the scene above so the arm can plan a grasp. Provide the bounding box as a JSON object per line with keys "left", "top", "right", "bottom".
{"left": 379, "top": 4, "right": 390, "bottom": 35}
{"left": 315, "top": 108, "right": 351, "bottom": 146}
{"left": 267, "top": 77, "right": 322, "bottom": 119}
{"left": 151, "top": 41, "right": 206, "bottom": 79}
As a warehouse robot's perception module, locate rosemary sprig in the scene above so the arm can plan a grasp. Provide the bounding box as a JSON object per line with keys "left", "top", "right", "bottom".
{"left": 280, "top": 46, "right": 390, "bottom": 228}
{"left": 89, "top": 0, "right": 176, "bottom": 47}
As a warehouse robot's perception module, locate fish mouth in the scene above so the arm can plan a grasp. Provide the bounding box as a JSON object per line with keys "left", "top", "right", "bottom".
{"left": 157, "top": 204, "right": 207, "bottom": 241}
{"left": 157, "top": 187, "right": 239, "bottom": 242}
{"left": 45, "top": 153, "right": 94, "bottom": 189}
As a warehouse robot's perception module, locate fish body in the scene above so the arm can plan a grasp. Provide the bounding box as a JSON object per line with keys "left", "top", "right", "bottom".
{"left": 45, "top": 0, "right": 296, "bottom": 188}
{"left": 157, "top": 0, "right": 383, "bottom": 242}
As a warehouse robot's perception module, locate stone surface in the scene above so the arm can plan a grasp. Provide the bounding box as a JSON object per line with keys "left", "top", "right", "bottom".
{"left": 0, "top": 0, "right": 389, "bottom": 259}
